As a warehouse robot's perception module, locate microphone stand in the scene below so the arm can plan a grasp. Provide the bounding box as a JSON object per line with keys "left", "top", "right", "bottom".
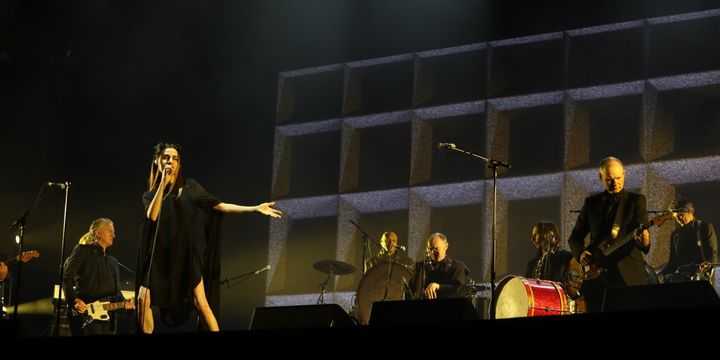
{"left": 349, "top": 220, "right": 381, "bottom": 274}
{"left": 382, "top": 250, "right": 398, "bottom": 301}
{"left": 7, "top": 183, "right": 47, "bottom": 321}
{"left": 52, "top": 182, "right": 71, "bottom": 335}
{"left": 401, "top": 275, "right": 413, "bottom": 300}
{"left": 9, "top": 216, "right": 26, "bottom": 320}
{"left": 138, "top": 180, "right": 167, "bottom": 334}
{"left": 220, "top": 267, "right": 268, "bottom": 289}
{"left": 438, "top": 144, "right": 510, "bottom": 320}
{"left": 117, "top": 261, "right": 136, "bottom": 274}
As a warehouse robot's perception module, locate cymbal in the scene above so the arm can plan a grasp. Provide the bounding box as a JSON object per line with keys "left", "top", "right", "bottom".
{"left": 313, "top": 260, "right": 355, "bottom": 275}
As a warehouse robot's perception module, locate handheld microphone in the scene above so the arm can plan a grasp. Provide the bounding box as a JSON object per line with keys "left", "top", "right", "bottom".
{"left": 437, "top": 142, "right": 456, "bottom": 150}
{"left": 47, "top": 182, "right": 68, "bottom": 190}
{"left": 395, "top": 245, "right": 407, "bottom": 252}
{"left": 254, "top": 264, "right": 271, "bottom": 275}
{"left": 164, "top": 167, "right": 171, "bottom": 175}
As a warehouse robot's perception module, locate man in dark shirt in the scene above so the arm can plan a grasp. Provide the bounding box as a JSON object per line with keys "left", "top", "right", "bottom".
{"left": 63, "top": 218, "right": 134, "bottom": 335}
{"left": 567, "top": 157, "right": 651, "bottom": 312}
{"left": 411, "top": 232, "right": 470, "bottom": 299}
{"left": 661, "top": 199, "right": 718, "bottom": 282}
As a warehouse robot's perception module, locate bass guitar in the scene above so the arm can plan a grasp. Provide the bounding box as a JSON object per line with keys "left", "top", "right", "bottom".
{"left": 564, "top": 212, "right": 675, "bottom": 297}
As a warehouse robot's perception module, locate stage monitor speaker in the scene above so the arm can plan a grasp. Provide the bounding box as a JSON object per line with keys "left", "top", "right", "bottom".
{"left": 249, "top": 304, "right": 355, "bottom": 330}
{"left": 602, "top": 281, "right": 720, "bottom": 312}
{"left": 369, "top": 298, "right": 479, "bottom": 325}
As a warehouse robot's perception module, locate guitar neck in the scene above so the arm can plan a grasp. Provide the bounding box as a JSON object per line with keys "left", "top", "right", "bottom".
{"left": 2, "top": 255, "right": 19, "bottom": 264}
{"left": 601, "top": 221, "right": 652, "bottom": 256}
{"left": 2, "top": 251, "right": 39, "bottom": 264}
{"left": 104, "top": 302, "right": 127, "bottom": 312}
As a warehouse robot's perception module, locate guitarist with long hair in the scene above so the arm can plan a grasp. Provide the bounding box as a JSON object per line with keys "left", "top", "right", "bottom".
{"left": 63, "top": 218, "right": 134, "bottom": 335}
{"left": 567, "top": 157, "right": 652, "bottom": 312}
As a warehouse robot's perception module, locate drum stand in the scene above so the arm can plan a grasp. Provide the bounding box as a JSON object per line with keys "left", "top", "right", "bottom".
{"left": 313, "top": 259, "right": 355, "bottom": 305}
{"left": 317, "top": 267, "right": 334, "bottom": 304}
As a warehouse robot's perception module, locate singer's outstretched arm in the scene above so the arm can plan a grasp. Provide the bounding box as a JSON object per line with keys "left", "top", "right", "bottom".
{"left": 213, "top": 202, "right": 282, "bottom": 218}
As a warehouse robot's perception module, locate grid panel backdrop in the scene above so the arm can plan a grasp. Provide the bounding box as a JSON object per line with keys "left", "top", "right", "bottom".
{"left": 267, "top": 8, "right": 720, "bottom": 312}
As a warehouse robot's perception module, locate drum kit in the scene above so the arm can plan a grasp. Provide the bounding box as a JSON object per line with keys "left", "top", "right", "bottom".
{"left": 312, "top": 257, "right": 582, "bottom": 321}
{"left": 312, "top": 256, "right": 599, "bottom": 322}
{"left": 312, "top": 259, "right": 414, "bottom": 324}
{"left": 313, "top": 259, "right": 356, "bottom": 305}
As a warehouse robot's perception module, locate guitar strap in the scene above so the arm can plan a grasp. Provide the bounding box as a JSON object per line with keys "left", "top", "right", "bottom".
{"left": 611, "top": 192, "right": 628, "bottom": 240}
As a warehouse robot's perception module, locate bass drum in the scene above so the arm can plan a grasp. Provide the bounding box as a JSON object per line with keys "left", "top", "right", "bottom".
{"left": 355, "top": 261, "right": 413, "bottom": 325}
{"left": 492, "top": 275, "right": 570, "bottom": 319}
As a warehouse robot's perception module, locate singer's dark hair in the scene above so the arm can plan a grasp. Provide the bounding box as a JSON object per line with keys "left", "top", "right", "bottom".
{"left": 148, "top": 142, "right": 184, "bottom": 192}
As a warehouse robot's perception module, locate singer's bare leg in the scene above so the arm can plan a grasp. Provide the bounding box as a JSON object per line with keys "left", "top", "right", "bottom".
{"left": 137, "top": 286, "right": 154, "bottom": 334}
{"left": 193, "top": 277, "right": 219, "bottom": 331}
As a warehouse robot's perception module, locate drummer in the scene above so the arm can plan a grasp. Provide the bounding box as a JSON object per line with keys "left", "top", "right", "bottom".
{"left": 409, "top": 232, "right": 471, "bottom": 299}
{"left": 363, "top": 231, "right": 414, "bottom": 273}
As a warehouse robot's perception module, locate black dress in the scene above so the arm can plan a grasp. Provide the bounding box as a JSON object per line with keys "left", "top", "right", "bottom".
{"left": 137, "top": 179, "right": 223, "bottom": 327}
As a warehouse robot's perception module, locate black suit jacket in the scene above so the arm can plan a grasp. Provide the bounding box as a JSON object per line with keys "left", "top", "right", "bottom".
{"left": 568, "top": 190, "right": 650, "bottom": 286}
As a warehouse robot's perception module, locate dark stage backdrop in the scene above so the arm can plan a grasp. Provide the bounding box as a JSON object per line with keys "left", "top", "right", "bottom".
{"left": 1, "top": 0, "right": 718, "bottom": 333}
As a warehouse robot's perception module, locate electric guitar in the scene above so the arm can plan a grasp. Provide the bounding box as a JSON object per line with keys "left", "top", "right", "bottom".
{"left": 2, "top": 250, "right": 40, "bottom": 265}
{"left": 1, "top": 250, "right": 40, "bottom": 317}
{"left": 564, "top": 212, "right": 675, "bottom": 297}
{"left": 71, "top": 299, "right": 132, "bottom": 329}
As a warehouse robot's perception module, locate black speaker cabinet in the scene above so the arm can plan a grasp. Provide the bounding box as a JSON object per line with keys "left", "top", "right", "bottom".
{"left": 369, "top": 298, "right": 479, "bottom": 325}
{"left": 602, "top": 281, "right": 720, "bottom": 312}
{"left": 249, "top": 304, "right": 355, "bottom": 330}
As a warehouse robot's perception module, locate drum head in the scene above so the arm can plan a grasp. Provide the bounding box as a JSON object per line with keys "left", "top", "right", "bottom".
{"left": 494, "top": 276, "right": 530, "bottom": 319}
{"left": 355, "top": 261, "right": 413, "bottom": 325}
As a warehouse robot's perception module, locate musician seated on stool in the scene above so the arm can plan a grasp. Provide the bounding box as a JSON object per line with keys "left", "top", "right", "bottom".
{"left": 363, "top": 231, "right": 414, "bottom": 273}
{"left": 409, "top": 232, "right": 470, "bottom": 299}
{"left": 659, "top": 199, "right": 718, "bottom": 283}
{"left": 525, "top": 222, "right": 572, "bottom": 282}
{"left": 63, "top": 218, "right": 134, "bottom": 335}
